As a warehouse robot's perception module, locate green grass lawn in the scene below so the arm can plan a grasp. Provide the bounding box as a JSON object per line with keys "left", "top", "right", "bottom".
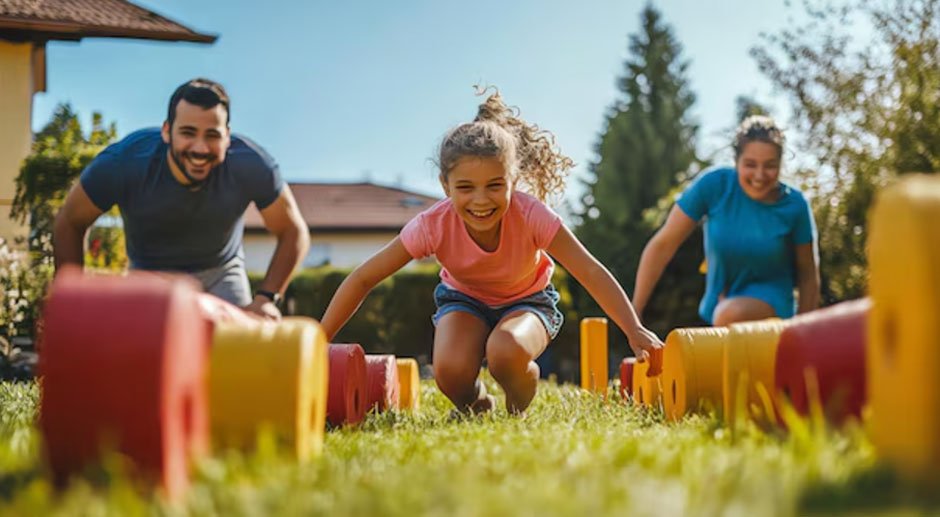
{"left": 0, "top": 377, "right": 934, "bottom": 516}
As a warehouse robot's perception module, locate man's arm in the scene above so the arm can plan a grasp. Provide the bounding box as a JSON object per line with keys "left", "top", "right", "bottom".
{"left": 53, "top": 183, "right": 105, "bottom": 272}
{"left": 246, "top": 186, "right": 310, "bottom": 319}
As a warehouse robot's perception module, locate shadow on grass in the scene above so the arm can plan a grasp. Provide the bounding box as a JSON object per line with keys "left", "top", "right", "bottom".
{"left": 0, "top": 468, "right": 41, "bottom": 500}
{"left": 800, "top": 466, "right": 940, "bottom": 514}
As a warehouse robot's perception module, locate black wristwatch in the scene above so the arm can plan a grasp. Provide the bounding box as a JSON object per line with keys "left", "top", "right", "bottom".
{"left": 255, "top": 289, "right": 282, "bottom": 306}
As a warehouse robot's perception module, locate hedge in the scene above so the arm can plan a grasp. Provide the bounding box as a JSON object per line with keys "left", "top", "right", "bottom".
{"left": 251, "top": 265, "right": 584, "bottom": 381}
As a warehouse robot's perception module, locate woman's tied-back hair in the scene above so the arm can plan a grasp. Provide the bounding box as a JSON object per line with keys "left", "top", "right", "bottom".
{"left": 733, "top": 115, "right": 786, "bottom": 161}
{"left": 438, "top": 89, "right": 574, "bottom": 203}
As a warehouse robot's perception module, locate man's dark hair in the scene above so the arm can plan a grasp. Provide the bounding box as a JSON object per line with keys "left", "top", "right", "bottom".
{"left": 167, "top": 78, "right": 230, "bottom": 128}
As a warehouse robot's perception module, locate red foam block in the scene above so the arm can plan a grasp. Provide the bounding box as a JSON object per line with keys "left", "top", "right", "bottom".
{"left": 40, "top": 268, "right": 211, "bottom": 499}
{"left": 774, "top": 298, "right": 870, "bottom": 425}
{"left": 365, "top": 354, "right": 400, "bottom": 412}
{"left": 619, "top": 357, "right": 636, "bottom": 400}
{"left": 327, "top": 344, "right": 367, "bottom": 426}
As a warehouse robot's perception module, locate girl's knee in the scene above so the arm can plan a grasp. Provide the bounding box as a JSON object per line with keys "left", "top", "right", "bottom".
{"left": 485, "top": 334, "right": 531, "bottom": 382}
{"left": 433, "top": 359, "right": 478, "bottom": 393}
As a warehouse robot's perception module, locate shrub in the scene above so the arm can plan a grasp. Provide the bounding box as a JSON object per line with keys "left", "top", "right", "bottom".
{"left": 0, "top": 236, "right": 54, "bottom": 343}
{"left": 252, "top": 265, "right": 583, "bottom": 381}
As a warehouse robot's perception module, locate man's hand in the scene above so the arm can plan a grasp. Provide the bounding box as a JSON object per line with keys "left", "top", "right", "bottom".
{"left": 244, "top": 295, "right": 282, "bottom": 321}
{"left": 627, "top": 326, "right": 664, "bottom": 376}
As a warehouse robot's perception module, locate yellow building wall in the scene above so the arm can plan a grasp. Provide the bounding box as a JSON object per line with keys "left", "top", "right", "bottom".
{"left": 0, "top": 41, "right": 34, "bottom": 243}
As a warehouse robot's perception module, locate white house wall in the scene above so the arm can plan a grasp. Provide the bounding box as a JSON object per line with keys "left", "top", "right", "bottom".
{"left": 243, "top": 231, "right": 414, "bottom": 273}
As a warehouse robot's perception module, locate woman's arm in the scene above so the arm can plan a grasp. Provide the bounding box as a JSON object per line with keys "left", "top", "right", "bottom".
{"left": 632, "top": 205, "right": 698, "bottom": 317}
{"left": 547, "top": 225, "right": 663, "bottom": 374}
{"left": 320, "top": 237, "right": 414, "bottom": 341}
{"left": 794, "top": 242, "right": 820, "bottom": 314}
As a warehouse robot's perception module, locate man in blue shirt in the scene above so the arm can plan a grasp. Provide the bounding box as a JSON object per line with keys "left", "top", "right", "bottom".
{"left": 54, "top": 78, "right": 310, "bottom": 320}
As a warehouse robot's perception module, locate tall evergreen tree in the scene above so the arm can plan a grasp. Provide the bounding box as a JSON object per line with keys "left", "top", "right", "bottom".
{"left": 572, "top": 4, "right": 701, "bottom": 343}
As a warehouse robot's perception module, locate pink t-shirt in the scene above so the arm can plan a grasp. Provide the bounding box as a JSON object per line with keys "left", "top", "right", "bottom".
{"left": 400, "top": 191, "right": 563, "bottom": 306}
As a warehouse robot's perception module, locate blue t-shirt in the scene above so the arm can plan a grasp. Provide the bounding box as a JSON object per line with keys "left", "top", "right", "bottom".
{"left": 676, "top": 166, "right": 816, "bottom": 323}
{"left": 80, "top": 128, "right": 284, "bottom": 272}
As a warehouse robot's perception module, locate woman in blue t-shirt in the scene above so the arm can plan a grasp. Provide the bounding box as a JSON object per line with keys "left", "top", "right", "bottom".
{"left": 633, "top": 115, "right": 820, "bottom": 326}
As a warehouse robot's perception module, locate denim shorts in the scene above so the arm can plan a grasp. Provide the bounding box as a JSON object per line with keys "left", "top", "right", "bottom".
{"left": 432, "top": 283, "right": 564, "bottom": 339}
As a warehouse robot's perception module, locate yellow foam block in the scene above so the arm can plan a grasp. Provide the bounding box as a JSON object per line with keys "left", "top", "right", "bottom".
{"left": 209, "top": 317, "right": 328, "bottom": 461}
{"left": 723, "top": 319, "right": 787, "bottom": 426}
{"left": 662, "top": 327, "right": 729, "bottom": 421}
{"left": 396, "top": 358, "right": 420, "bottom": 411}
{"left": 868, "top": 175, "right": 940, "bottom": 484}
{"left": 580, "top": 318, "right": 609, "bottom": 394}
{"left": 632, "top": 356, "right": 662, "bottom": 409}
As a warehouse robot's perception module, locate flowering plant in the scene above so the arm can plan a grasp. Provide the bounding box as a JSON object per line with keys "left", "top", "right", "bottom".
{"left": 0, "top": 236, "right": 54, "bottom": 344}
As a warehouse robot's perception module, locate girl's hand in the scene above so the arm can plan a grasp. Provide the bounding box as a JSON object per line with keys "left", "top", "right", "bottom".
{"left": 627, "top": 327, "right": 664, "bottom": 376}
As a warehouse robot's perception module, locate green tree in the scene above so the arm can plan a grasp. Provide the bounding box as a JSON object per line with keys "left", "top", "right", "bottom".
{"left": 11, "top": 104, "right": 117, "bottom": 252}
{"left": 2, "top": 105, "right": 121, "bottom": 340}
{"left": 752, "top": 0, "right": 940, "bottom": 302}
{"left": 573, "top": 4, "right": 702, "bottom": 345}
{"left": 734, "top": 95, "right": 771, "bottom": 124}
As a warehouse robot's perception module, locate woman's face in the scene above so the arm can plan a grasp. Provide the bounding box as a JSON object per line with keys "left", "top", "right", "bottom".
{"left": 736, "top": 141, "right": 781, "bottom": 203}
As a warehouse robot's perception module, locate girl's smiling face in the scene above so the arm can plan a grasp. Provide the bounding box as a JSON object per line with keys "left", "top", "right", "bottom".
{"left": 441, "top": 156, "right": 512, "bottom": 244}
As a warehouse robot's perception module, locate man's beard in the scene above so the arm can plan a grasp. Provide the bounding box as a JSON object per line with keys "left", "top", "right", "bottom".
{"left": 168, "top": 138, "right": 217, "bottom": 189}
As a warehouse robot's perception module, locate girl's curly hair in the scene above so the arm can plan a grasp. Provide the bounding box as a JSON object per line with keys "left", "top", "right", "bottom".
{"left": 438, "top": 89, "right": 574, "bottom": 203}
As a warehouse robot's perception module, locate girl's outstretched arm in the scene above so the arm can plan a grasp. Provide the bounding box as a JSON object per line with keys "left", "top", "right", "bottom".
{"left": 320, "top": 237, "right": 414, "bottom": 341}
{"left": 632, "top": 205, "right": 698, "bottom": 317}
{"left": 547, "top": 225, "right": 663, "bottom": 374}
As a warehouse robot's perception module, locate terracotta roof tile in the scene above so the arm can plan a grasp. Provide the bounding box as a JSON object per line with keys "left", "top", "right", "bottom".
{"left": 0, "top": 0, "right": 215, "bottom": 42}
{"left": 245, "top": 182, "right": 442, "bottom": 231}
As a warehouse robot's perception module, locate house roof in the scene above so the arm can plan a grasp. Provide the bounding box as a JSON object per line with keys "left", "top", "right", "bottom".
{"left": 0, "top": 0, "right": 216, "bottom": 43}
{"left": 244, "top": 182, "right": 442, "bottom": 232}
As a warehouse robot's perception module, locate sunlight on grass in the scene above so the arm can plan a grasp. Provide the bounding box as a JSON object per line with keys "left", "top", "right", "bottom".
{"left": 0, "top": 378, "right": 932, "bottom": 516}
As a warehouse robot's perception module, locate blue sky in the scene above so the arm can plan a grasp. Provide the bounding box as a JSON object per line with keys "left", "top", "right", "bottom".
{"left": 33, "top": 0, "right": 798, "bottom": 206}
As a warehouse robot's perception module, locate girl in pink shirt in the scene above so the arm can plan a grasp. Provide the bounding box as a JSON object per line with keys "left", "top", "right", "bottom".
{"left": 321, "top": 92, "right": 662, "bottom": 415}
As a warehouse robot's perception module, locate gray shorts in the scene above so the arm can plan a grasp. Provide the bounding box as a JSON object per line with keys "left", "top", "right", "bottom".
{"left": 189, "top": 256, "right": 252, "bottom": 307}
